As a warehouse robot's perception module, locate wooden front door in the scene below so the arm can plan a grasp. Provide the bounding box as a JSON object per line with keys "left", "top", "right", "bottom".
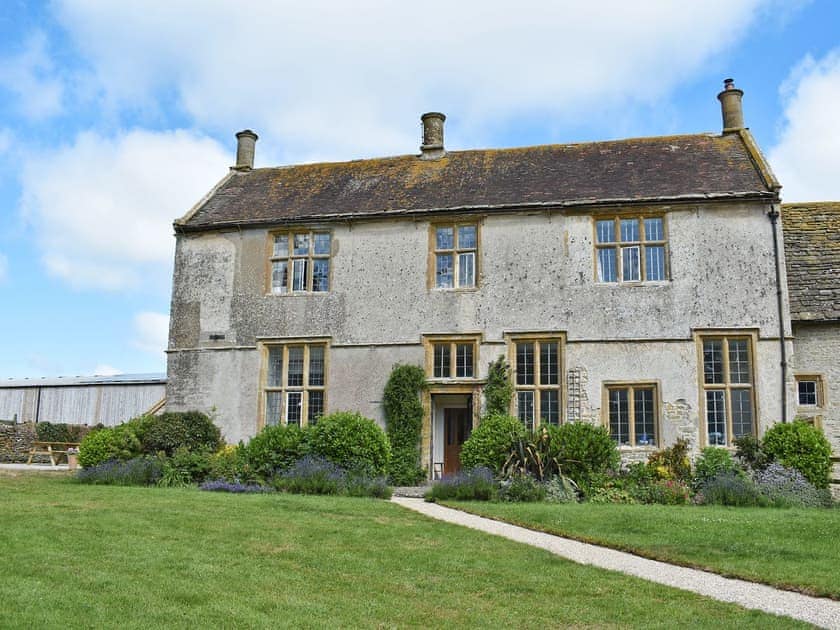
{"left": 443, "top": 408, "right": 471, "bottom": 475}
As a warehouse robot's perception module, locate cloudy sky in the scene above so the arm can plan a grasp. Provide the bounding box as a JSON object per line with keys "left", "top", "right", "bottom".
{"left": 1, "top": 0, "right": 839, "bottom": 379}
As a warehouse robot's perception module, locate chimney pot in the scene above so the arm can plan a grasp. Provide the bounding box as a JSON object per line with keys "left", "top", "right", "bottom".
{"left": 234, "top": 129, "right": 258, "bottom": 170}
{"left": 420, "top": 112, "right": 446, "bottom": 160}
{"left": 717, "top": 79, "right": 744, "bottom": 133}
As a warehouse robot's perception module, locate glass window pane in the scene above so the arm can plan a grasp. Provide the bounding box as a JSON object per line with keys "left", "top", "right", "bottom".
{"left": 645, "top": 246, "right": 665, "bottom": 281}
{"left": 634, "top": 388, "right": 656, "bottom": 445}
{"left": 703, "top": 340, "right": 724, "bottom": 384}
{"left": 293, "top": 233, "right": 310, "bottom": 255}
{"left": 308, "top": 391, "right": 324, "bottom": 424}
{"left": 539, "top": 342, "right": 559, "bottom": 385}
{"left": 540, "top": 390, "right": 559, "bottom": 426}
{"left": 312, "top": 259, "right": 329, "bottom": 292}
{"left": 271, "top": 261, "right": 288, "bottom": 294}
{"left": 620, "top": 219, "right": 639, "bottom": 242}
{"left": 728, "top": 339, "right": 751, "bottom": 384}
{"left": 609, "top": 388, "right": 630, "bottom": 445}
{"left": 313, "top": 233, "right": 331, "bottom": 255}
{"left": 455, "top": 343, "right": 474, "bottom": 378}
{"left": 436, "top": 227, "right": 454, "bottom": 250}
{"left": 597, "top": 248, "right": 617, "bottom": 282}
{"left": 436, "top": 254, "right": 453, "bottom": 288}
{"left": 309, "top": 346, "right": 324, "bottom": 386}
{"left": 458, "top": 225, "right": 476, "bottom": 249}
{"left": 516, "top": 342, "right": 534, "bottom": 385}
{"left": 286, "top": 392, "right": 302, "bottom": 425}
{"left": 798, "top": 380, "right": 817, "bottom": 406}
{"left": 731, "top": 389, "right": 753, "bottom": 438}
{"left": 622, "top": 246, "right": 640, "bottom": 281}
{"left": 267, "top": 347, "right": 283, "bottom": 387}
{"left": 287, "top": 347, "right": 304, "bottom": 387}
{"left": 458, "top": 252, "right": 475, "bottom": 288}
{"left": 292, "top": 259, "right": 308, "bottom": 291}
{"left": 266, "top": 392, "right": 282, "bottom": 426}
{"left": 273, "top": 234, "right": 289, "bottom": 258}
{"left": 433, "top": 344, "right": 450, "bottom": 378}
{"left": 706, "top": 390, "right": 726, "bottom": 445}
{"left": 644, "top": 218, "right": 663, "bottom": 241}
{"left": 596, "top": 220, "right": 615, "bottom": 243}
{"left": 517, "top": 391, "right": 534, "bottom": 431}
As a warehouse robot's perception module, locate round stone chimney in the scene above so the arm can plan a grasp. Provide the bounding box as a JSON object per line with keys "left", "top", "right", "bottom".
{"left": 717, "top": 79, "right": 745, "bottom": 133}
{"left": 420, "top": 112, "right": 446, "bottom": 160}
{"left": 234, "top": 129, "right": 259, "bottom": 170}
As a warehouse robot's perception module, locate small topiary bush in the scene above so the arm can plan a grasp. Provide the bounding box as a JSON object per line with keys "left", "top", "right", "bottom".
{"left": 245, "top": 423, "right": 309, "bottom": 481}
{"left": 383, "top": 364, "right": 426, "bottom": 486}
{"left": 460, "top": 413, "right": 525, "bottom": 474}
{"left": 77, "top": 421, "right": 143, "bottom": 468}
{"left": 425, "top": 467, "right": 497, "bottom": 502}
{"left": 498, "top": 474, "right": 546, "bottom": 502}
{"left": 76, "top": 456, "right": 163, "bottom": 486}
{"left": 140, "top": 411, "right": 222, "bottom": 456}
{"left": 308, "top": 411, "right": 390, "bottom": 477}
{"left": 693, "top": 447, "right": 740, "bottom": 491}
{"left": 761, "top": 420, "right": 832, "bottom": 489}
{"left": 548, "top": 422, "right": 619, "bottom": 485}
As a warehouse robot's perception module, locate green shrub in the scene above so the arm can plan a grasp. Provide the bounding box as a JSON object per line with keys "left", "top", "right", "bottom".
{"left": 502, "top": 428, "right": 560, "bottom": 481}
{"left": 734, "top": 435, "right": 769, "bottom": 471}
{"left": 753, "top": 462, "right": 832, "bottom": 508}
{"left": 209, "top": 444, "right": 256, "bottom": 483}
{"left": 548, "top": 422, "right": 619, "bottom": 485}
{"left": 647, "top": 438, "right": 692, "bottom": 483}
{"left": 698, "top": 471, "right": 765, "bottom": 507}
{"left": 425, "top": 467, "right": 497, "bottom": 502}
{"left": 308, "top": 411, "right": 390, "bottom": 477}
{"left": 646, "top": 479, "right": 691, "bottom": 505}
{"left": 498, "top": 474, "right": 546, "bottom": 502}
{"left": 543, "top": 475, "right": 579, "bottom": 503}
{"left": 383, "top": 364, "right": 426, "bottom": 485}
{"left": 484, "top": 356, "right": 513, "bottom": 416}
{"left": 693, "top": 447, "right": 740, "bottom": 490}
{"left": 158, "top": 447, "right": 213, "bottom": 486}
{"left": 36, "top": 422, "right": 89, "bottom": 443}
{"left": 580, "top": 472, "right": 638, "bottom": 504}
{"left": 77, "top": 421, "right": 143, "bottom": 468}
{"left": 460, "top": 413, "right": 525, "bottom": 474}
{"left": 761, "top": 420, "right": 832, "bottom": 489}
{"left": 140, "top": 411, "right": 221, "bottom": 456}
{"left": 273, "top": 455, "right": 391, "bottom": 498}
{"left": 245, "top": 423, "right": 309, "bottom": 481}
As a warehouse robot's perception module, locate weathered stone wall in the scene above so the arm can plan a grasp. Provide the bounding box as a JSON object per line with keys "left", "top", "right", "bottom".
{"left": 0, "top": 422, "right": 36, "bottom": 463}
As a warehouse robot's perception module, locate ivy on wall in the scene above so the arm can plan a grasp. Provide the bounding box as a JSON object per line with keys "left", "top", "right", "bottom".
{"left": 383, "top": 364, "right": 426, "bottom": 485}
{"left": 484, "top": 355, "right": 513, "bottom": 417}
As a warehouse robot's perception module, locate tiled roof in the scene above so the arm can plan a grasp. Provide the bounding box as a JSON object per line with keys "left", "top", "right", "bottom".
{"left": 178, "top": 132, "right": 776, "bottom": 231}
{"left": 782, "top": 202, "right": 840, "bottom": 322}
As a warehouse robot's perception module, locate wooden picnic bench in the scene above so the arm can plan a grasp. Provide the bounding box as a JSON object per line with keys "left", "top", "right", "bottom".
{"left": 27, "top": 441, "right": 80, "bottom": 467}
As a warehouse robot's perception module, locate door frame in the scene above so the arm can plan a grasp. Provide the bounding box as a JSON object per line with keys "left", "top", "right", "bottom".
{"left": 423, "top": 385, "right": 481, "bottom": 479}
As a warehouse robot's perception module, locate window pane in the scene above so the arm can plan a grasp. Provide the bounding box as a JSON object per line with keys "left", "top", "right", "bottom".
{"left": 620, "top": 219, "right": 639, "bottom": 242}
{"left": 273, "top": 234, "right": 289, "bottom": 257}
{"left": 706, "top": 390, "right": 726, "bottom": 445}
{"left": 540, "top": 390, "right": 559, "bottom": 426}
{"left": 455, "top": 343, "right": 474, "bottom": 378}
{"left": 517, "top": 391, "right": 534, "bottom": 431}
{"left": 596, "top": 220, "right": 615, "bottom": 243}
{"left": 271, "top": 261, "right": 288, "bottom": 293}
{"left": 433, "top": 344, "right": 450, "bottom": 378}
{"left": 645, "top": 246, "right": 665, "bottom": 281}
{"left": 286, "top": 392, "right": 302, "bottom": 425}
{"left": 266, "top": 392, "right": 282, "bottom": 426}
{"left": 292, "top": 259, "right": 308, "bottom": 291}
{"left": 436, "top": 254, "right": 453, "bottom": 288}
{"left": 634, "top": 388, "right": 656, "bottom": 445}
{"left": 313, "top": 233, "right": 331, "bottom": 255}
{"left": 703, "top": 340, "right": 724, "bottom": 384}
{"left": 308, "top": 391, "right": 324, "bottom": 424}
{"left": 798, "top": 380, "right": 817, "bottom": 406}
{"left": 436, "top": 227, "right": 454, "bottom": 250}
{"left": 609, "top": 388, "right": 630, "bottom": 445}
{"left": 312, "top": 259, "right": 329, "bottom": 292}
{"left": 458, "top": 252, "right": 475, "bottom": 288}
{"left": 728, "top": 339, "right": 751, "bottom": 384}
{"left": 539, "top": 342, "right": 559, "bottom": 385}
{"left": 644, "top": 218, "right": 663, "bottom": 241}
{"left": 293, "top": 233, "right": 309, "bottom": 255}
{"left": 597, "top": 248, "right": 617, "bottom": 282}
{"left": 458, "top": 225, "right": 476, "bottom": 249}
{"left": 622, "top": 246, "right": 640, "bottom": 281}
{"left": 267, "top": 347, "right": 283, "bottom": 387}
{"left": 287, "top": 347, "right": 304, "bottom": 387}
{"left": 516, "top": 342, "right": 534, "bottom": 385}
{"left": 731, "top": 389, "right": 753, "bottom": 438}
{"left": 309, "top": 346, "right": 324, "bottom": 386}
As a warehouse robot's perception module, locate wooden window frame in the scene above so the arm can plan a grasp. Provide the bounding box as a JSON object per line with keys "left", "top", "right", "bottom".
{"left": 428, "top": 221, "right": 479, "bottom": 290}
{"left": 423, "top": 334, "right": 481, "bottom": 381}
{"left": 795, "top": 374, "right": 825, "bottom": 408}
{"left": 259, "top": 339, "right": 329, "bottom": 429}
{"left": 267, "top": 229, "right": 332, "bottom": 295}
{"left": 506, "top": 333, "right": 566, "bottom": 430}
{"left": 601, "top": 382, "right": 660, "bottom": 447}
{"left": 593, "top": 214, "right": 668, "bottom": 283}
{"left": 695, "top": 331, "right": 758, "bottom": 447}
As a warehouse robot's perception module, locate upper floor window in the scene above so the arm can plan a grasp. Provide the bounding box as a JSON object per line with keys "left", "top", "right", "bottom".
{"left": 795, "top": 375, "right": 824, "bottom": 407}
{"left": 424, "top": 335, "right": 480, "bottom": 380}
{"left": 264, "top": 342, "right": 327, "bottom": 427}
{"left": 596, "top": 216, "right": 666, "bottom": 283}
{"left": 433, "top": 224, "right": 477, "bottom": 289}
{"left": 510, "top": 335, "right": 564, "bottom": 430}
{"left": 270, "top": 231, "right": 331, "bottom": 294}
{"left": 699, "top": 334, "right": 755, "bottom": 446}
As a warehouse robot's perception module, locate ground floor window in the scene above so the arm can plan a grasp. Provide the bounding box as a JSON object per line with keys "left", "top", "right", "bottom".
{"left": 508, "top": 334, "right": 564, "bottom": 430}
{"left": 604, "top": 383, "right": 658, "bottom": 446}
{"left": 698, "top": 334, "right": 755, "bottom": 446}
{"left": 263, "top": 342, "right": 327, "bottom": 427}
{"left": 795, "top": 375, "right": 824, "bottom": 407}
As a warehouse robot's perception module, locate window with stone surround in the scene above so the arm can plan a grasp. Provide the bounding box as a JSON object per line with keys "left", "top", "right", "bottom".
{"left": 604, "top": 383, "right": 658, "bottom": 446}
{"left": 595, "top": 215, "right": 667, "bottom": 283}
{"left": 509, "top": 334, "right": 564, "bottom": 430}
{"left": 269, "top": 230, "right": 331, "bottom": 294}
{"left": 263, "top": 342, "right": 327, "bottom": 427}
{"left": 424, "top": 335, "right": 480, "bottom": 380}
{"left": 431, "top": 223, "right": 478, "bottom": 289}
{"left": 698, "top": 334, "right": 755, "bottom": 446}
{"left": 795, "top": 375, "right": 824, "bottom": 407}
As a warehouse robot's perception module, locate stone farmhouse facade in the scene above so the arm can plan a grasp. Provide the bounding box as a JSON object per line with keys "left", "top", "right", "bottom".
{"left": 166, "top": 80, "right": 838, "bottom": 478}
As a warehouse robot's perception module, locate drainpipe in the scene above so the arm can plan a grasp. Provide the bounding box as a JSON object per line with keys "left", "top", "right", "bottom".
{"left": 767, "top": 205, "right": 788, "bottom": 423}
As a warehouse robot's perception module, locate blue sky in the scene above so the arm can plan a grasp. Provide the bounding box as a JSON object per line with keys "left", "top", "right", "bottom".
{"left": 1, "top": 0, "right": 839, "bottom": 379}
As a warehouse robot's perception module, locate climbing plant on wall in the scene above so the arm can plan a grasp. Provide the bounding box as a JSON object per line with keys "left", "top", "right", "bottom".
{"left": 383, "top": 364, "right": 427, "bottom": 485}
{"left": 484, "top": 355, "right": 513, "bottom": 416}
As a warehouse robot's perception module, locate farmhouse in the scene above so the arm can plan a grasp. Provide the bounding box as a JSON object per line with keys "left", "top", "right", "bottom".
{"left": 165, "top": 80, "right": 837, "bottom": 477}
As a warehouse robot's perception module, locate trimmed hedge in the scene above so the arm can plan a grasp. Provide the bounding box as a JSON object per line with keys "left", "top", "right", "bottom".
{"left": 140, "top": 411, "right": 221, "bottom": 456}
{"left": 245, "top": 423, "right": 309, "bottom": 480}
{"left": 308, "top": 411, "right": 390, "bottom": 477}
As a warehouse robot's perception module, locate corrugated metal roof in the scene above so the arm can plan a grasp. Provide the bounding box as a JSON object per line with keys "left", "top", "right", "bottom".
{"left": 0, "top": 373, "right": 167, "bottom": 388}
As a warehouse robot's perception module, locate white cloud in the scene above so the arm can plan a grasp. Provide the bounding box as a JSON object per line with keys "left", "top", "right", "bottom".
{"left": 92, "top": 364, "right": 122, "bottom": 376}
{"left": 0, "top": 129, "right": 11, "bottom": 155}
{"left": 54, "top": 0, "right": 767, "bottom": 161}
{"left": 0, "top": 31, "right": 63, "bottom": 120}
{"left": 132, "top": 311, "right": 169, "bottom": 356}
{"left": 769, "top": 50, "right": 840, "bottom": 202}
{"left": 19, "top": 129, "right": 230, "bottom": 291}
{"left": 0, "top": 252, "right": 7, "bottom": 282}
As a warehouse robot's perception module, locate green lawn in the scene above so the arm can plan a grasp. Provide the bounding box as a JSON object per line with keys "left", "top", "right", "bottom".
{"left": 0, "top": 473, "right": 808, "bottom": 629}
{"left": 443, "top": 500, "right": 840, "bottom": 599}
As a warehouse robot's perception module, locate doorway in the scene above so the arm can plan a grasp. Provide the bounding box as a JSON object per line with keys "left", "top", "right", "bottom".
{"left": 431, "top": 393, "right": 473, "bottom": 477}
{"left": 443, "top": 408, "right": 471, "bottom": 474}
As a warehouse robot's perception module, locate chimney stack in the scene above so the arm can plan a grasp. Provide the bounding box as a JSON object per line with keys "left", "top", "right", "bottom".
{"left": 420, "top": 112, "right": 446, "bottom": 160}
{"left": 717, "top": 79, "right": 744, "bottom": 133}
{"left": 234, "top": 129, "right": 258, "bottom": 170}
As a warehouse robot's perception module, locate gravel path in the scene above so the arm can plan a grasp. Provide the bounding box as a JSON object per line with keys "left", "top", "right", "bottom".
{"left": 392, "top": 497, "right": 840, "bottom": 629}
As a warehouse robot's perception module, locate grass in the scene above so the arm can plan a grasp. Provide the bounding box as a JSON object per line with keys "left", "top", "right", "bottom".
{"left": 0, "top": 472, "right": 810, "bottom": 629}
{"left": 442, "top": 500, "right": 840, "bottom": 599}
